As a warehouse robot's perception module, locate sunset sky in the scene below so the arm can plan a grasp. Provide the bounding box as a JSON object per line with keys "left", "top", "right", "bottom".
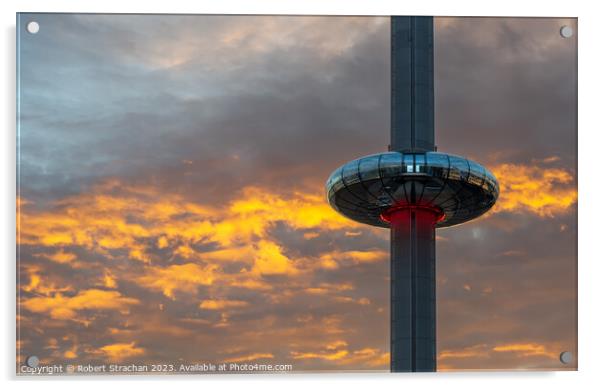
{"left": 17, "top": 14, "right": 577, "bottom": 372}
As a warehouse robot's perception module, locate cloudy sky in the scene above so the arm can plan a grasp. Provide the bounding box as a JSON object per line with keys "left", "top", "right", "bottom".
{"left": 17, "top": 14, "right": 577, "bottom": 372}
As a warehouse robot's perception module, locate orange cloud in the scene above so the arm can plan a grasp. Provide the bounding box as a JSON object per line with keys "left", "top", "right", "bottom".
{"left": 21, "top": 289, "right": 139, "bottom": 320}
{"left": 491, "top": 162, "right": 576, "bottom": 217}
{"left": 365, "top": 351, "right": 389, "bottom": 368}
{"left": 136, "top": 263, "right": 218, "bottom": 299}
{"left": 64, "top": 348, "right": 78, "bottom": 359}
{"left": 438, "top": 342, "right": 560, "bottom": 369}
{"left": 21, "top": 265, "right": 74, "bottom": 296}
{"left": 199, "top": 299, "right": 249, "bottom": 310}
{"left": 493, "top": 342, "right": 557, "bottom": 359}
{"left": 318, "top": 249, "right": 388, "bottom": 269}
{"left": 17, "top": 180, "right": 374, "bottom": 314}
{"left": 291, "top": 349, "right": 349, "bottom": 361}
{"left": 251, "top": 240, "right": 298, "bottom": 275}
{"left": 229, "top": 187, "right": 352, "bottom": 231}
{"left": 325, "top": 340, "right": 348, "bottom": 350}
{"left": 291, "top": 341, "right": 388, "bottom": 368}
{"left": 102, "top": 270, "right": 118, "bottom": 289}
{"left": 305, "top": 282, "right": 354, "bottom": 295}
{"left": 36, "top": 249, "right": 77, "bottom": 264}
{"left": 17, "top": 179, "right": 387, "bottom": 367}
{"left": 17, "top": 181, "right": 358, "bottom": 267}
{"left": 439, "top": 344, "right": 489, "bottom": 360}
{"left": 96, "top": 342, "right": 146, "bottom": 361}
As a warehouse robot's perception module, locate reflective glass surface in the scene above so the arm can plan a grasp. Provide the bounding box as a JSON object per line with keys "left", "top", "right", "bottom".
{"left": 326, "top": 151, "right": 499, "bottom": 228}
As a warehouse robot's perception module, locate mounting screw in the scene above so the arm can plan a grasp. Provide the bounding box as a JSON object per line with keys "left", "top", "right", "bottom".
{"left": 26, "top": 21, "right": 40, "bottom": 34}
{"left": 560, "top": 26, "right": 573, "bottom": 38}
{"left": 559, "top": 351, "right": 573, "bottom": 364}
{"left": 25, "top": 355, "right": 39, "bottom": 368}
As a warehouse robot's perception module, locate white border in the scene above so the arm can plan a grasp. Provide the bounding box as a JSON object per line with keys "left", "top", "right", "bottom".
{"left": 2, "top": 1, "right": 601, "bottom": 388}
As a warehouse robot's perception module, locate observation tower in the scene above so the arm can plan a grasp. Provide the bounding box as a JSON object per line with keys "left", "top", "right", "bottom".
{"left": 325, "top": 16, "right": 499, "bottom": 372}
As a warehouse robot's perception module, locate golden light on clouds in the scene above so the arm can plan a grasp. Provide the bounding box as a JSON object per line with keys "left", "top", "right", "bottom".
{"left": 491, "top": 162, "right": 577, "bottom": 217}
{"left": 252, "top": 240, "right": 298, "bottom": 275}
{"left": 199, "top": 299, "right": 249, "bottom": 310}
{"left": 103, "top": 270, "right": 118, "bottom": 289}
{"left": 290, "top": 340, "right": 388, "bottom": 367}
{"left": 291, "top": 349, "right": 349, "bottom": 361}
{"left": 16, "top": 162, "right": 575, "bottom": 370}
{"left": 64, "top": 346, "right": 78, "bottom": 360}
{"left": 291, "top": 339, "right": 349, "bottom": 362}
{"left": 21, "top": 289, "right": 139, "bottom": 320}
{"left": 97, "top": 342, "right": 146, "bottom": 361}
{"left": 492, "top": 342, "right": 558, "bottom": 358}
{"left": 18, "top": 180, "right": 355, "bottom": 261}
{"left": 22, "top": 265, "right": 73, "bottom": 296}
{"left": 17, "top": 180, "right": 376, "bottom": 307}
{"left": 38, "top": 249, "right": 77, "bottom": 264}
{"left": 439, "top": 344, "right": 489, "bottom": 360}
{"left": 318, "top": 250, "right": 388, "bottom": 269}
{"left": 438, "top": 341, "right": 560, "bottom": 369}
{"left": 136, "top": 263, "right": 218, "bottom": 299}
{"left": 17, "top": 179, "right": 388, "bottom": 369}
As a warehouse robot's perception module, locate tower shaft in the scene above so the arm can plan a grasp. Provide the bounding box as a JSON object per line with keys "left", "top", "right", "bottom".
{"left": 390, "top": 16, "right": 437, "bottom": 372}
{"left": 390, "top": 208, "right": 437, "bottom": 372}
{"left": 391, "top": 16, "right": 435, "bottom": 152}
{"left": 328, "top": 15, "right": 498, "bottom": 374}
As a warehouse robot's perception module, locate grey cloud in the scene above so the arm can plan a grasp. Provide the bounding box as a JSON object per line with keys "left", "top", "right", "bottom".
{"left": 19, "top": 14, "right": 390, "bottom": 205}
{"left": 435, "top": 17, "right": 577, "bottom": 167}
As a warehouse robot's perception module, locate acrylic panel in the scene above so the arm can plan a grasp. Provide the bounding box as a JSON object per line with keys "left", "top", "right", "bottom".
{"left": 16, "top": 14, "right": 577, "bottom": 375}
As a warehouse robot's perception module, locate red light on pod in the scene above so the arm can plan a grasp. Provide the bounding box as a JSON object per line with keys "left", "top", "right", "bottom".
{"left": 380, "top": 204, "right": 445, "bottom": 225}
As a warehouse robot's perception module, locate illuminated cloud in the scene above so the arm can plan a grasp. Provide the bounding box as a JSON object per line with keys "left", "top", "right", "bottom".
{"left": 64, "top": 347, "right": 78, "bottom": 360}
{"left": 439, "top": 344, "right": 489, "bottom": 360}
{"left": 21, "top": 265, "right": 73, "bottom": 296}
{"left": 291, "top": 341, "right": 388, "bottom": 368}
{"left": 136, "top": 263, "right": 218, "bottom": 299}
{"left": 36, "top": 249, "right": 77, "bottom": 264}
{"left": 18, "top": 181, "right": 357, "bottom": 264}
{"left": 95, "top": 342, "right": 146, "bottom": 361}
{"left": 318, "top": 250, "right": 388, "bottom": 269}
{"left": 291, "top": 349, "right": 348, "bottom": 361}
{"left": 16, "top": 173, "right": 575, "bottom": 370}
{"left": 438, "top": 342, "right": 559, "bottom": 369}
{"left": 493, "top": 342, "right": 557, "bottom": 359}
{"left": 491, "top": 162, "right": 577, "bottom": 217}
{"left": 305, "top": 282, "right": 354, "bottom": 295}
{"left": 102, "top": 270, "right": 118, "bottom": 289}
{"left": 251, "top": 240, "right": 298, "bottom": 275}
{"left": 17, "top": 180, "right": 379, "bottom": 307}
{"left": 199, "top": 299, "right": 249, "bottom": 310}
{"left": 21, "top": 289, "right": 139, "bottom": 320}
